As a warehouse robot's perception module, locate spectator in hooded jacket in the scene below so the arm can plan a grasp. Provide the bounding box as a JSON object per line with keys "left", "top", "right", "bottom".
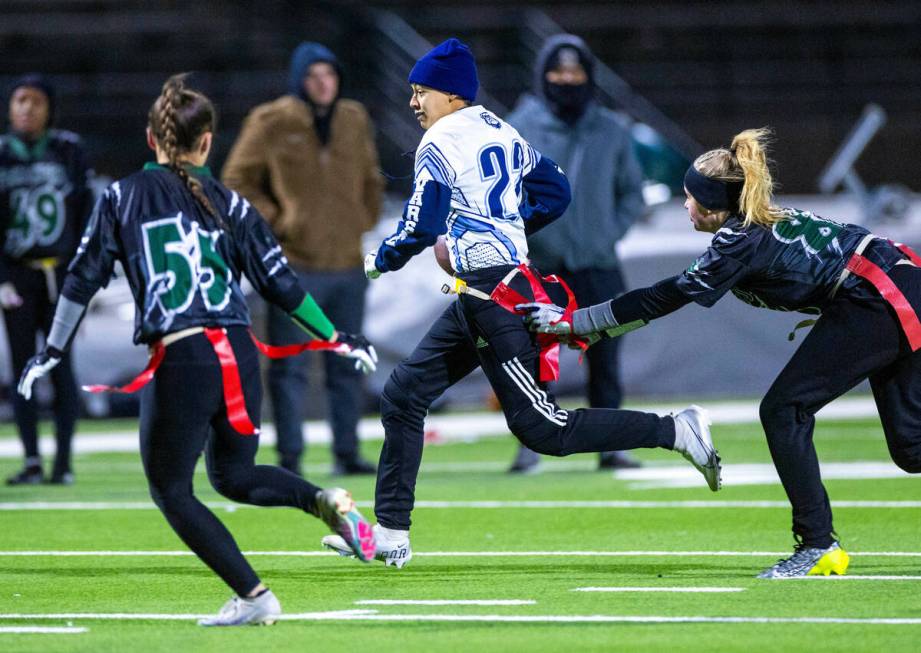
{"left": 223, "top": 42, "right": 384, "bottom": 476}
{"left": 505, "top": 34, "right": 646, "bottom": 473}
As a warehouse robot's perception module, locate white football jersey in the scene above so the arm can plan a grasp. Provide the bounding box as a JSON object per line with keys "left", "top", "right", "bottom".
{"left": 414, "top": 105, "right": 540, "bottom": 272}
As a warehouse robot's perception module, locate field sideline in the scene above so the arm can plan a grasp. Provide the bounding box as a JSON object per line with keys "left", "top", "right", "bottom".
{"left": 0, "top": 412, "right": 919, "bottom": 652}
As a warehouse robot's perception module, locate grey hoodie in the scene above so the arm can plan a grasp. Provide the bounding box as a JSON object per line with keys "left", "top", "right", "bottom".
{"left": 506, "top": 35, "right": 644, "bottom": 271}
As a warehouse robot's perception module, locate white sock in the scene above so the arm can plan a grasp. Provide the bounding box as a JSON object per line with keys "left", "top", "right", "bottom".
{"left": 377, "top": 525, "right": 409, "bottom": 539}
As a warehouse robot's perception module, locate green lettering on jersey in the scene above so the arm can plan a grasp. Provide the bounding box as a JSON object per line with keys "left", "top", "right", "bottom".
{"left": 197, "top": 229, "right": 231, "bottom": 310}
{"left": 142, "top": 215, "right": 231, "bottom": 316}
{"left": 6, "top": 187, "right": 65, "bottom": 256}
{"left": 772, "top": 210, "right": 842, "bottom": 255}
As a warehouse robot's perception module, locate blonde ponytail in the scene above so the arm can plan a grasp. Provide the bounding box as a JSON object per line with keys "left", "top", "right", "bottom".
{"left": 693, "top": 127, "right": 784, "bottom": 228}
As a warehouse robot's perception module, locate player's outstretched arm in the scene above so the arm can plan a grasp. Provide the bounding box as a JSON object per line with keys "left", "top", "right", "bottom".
{"left": 518, "top": 275, "right": 694, "bottom": 340}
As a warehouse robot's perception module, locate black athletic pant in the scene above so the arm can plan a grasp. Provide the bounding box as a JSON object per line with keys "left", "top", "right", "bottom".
{"left": 2, "top": 263, "right": 79, "bottom": 474}
{"left": 375, "top": 265, "right": 676, "bottom": 530}
{"left": 760, "top": 265, "right": 921, "bottom": 548}
{"left": 139, "top": 326, "right": 321, "bottom": 596}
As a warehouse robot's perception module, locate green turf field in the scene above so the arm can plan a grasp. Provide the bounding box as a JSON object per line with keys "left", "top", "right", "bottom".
{"left": 0, "top": 415, "right": 919, "bottom": 652}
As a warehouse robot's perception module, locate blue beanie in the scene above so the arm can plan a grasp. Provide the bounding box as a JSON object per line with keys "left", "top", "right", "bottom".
{"left": 408, "top": 38, "right": 478, "bottom": 102}
{"left": 288, "top": 42, "right": 340, "bottom": 99}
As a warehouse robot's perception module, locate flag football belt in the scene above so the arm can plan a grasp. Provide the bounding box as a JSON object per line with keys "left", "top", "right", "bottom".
{"left": 442, "top": 263, "right": 589, "bottom": 382}
{"left": 835, "top": 234, "right": 921, "bottom": 351}
{"left": 82, "top": 327, "right": 350, "bottom": 435}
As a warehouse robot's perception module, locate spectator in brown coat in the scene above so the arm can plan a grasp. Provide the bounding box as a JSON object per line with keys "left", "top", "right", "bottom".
{"left": 223, "top": 42, "right": 384, "bottom": 476}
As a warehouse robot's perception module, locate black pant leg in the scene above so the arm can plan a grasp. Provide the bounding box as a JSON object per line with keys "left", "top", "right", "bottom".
{"left": 48, "top": 351, "right": 78, "bottom": 474}
{"left": 464, "top": 294, "right": 673, "bottom": 456}
{"left": 265, "top": 300, "right": 310, "bottom": 465}
{"left": 565, "top": 266, "right": 626, "bottom": 410}
{"left": 140, "top": 333, "right": 261, "bottom": 597}
{"left": 867, "top": 265, "right": 921, "bottom": 473}
{"left": 313, "top": 269, "right": 368, "bottom": 462}
{"left": 3, "top": 267, "right": 43, "bottom": 460}
{"left": 206, "top": 328, "right": 321, "bottom": 514}
{"left": 45, "top": 264, "right": 79, "bottom": 474}
{"left": 760, "top": 296, "right": 903, "bottom": 547}
{"left": 375, "top": 302, "right": 481, "bottom": 530}
{"left": 870, "top": 351, "right": 921, "bottom": 473}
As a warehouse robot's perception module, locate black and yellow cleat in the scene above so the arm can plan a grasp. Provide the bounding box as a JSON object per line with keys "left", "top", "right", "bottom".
{"left": 758, "top": 542, "right": 849, "bottom": 578}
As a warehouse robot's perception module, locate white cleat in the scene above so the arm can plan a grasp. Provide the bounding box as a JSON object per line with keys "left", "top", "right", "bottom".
{"left": 322, "top": 523, "right": 412, "bottom": 569}
{"left": 197, "top": 590, "right": 281, "bottom": 627}
{"left": 673, "top": 405, "right": 722, "bottom": 491}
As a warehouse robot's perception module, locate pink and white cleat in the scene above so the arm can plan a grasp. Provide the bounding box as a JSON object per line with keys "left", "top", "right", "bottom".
{"left": 315, "top": 488, "right": 376, "bottom": 562}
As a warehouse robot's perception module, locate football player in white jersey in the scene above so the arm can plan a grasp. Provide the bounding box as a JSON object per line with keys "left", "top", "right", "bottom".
{"left": 323, "top": 38, "right": 721, "bottom": 567}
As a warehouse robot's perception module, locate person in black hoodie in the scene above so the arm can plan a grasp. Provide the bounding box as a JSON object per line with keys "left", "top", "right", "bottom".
{"left": 505, "top": 35, "right": 646, "bottom": 473}
{"left": 0, "top": 74, "right": 93, "bottom": 485}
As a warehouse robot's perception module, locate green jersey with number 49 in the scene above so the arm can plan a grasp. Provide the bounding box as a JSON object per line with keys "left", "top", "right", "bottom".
{"left": 0, "top": 129, "right": 94, "bottom": 278}
{"left": 62, "top": 164, "right": 331, "bottom": 344}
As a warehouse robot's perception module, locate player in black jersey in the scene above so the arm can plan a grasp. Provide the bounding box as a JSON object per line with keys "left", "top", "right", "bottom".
{"left": 1, "top": 75, "right": 93, "bottom": 485}
{"left": 17, "top": 74, "right": 378, "bottom": 626}
{"left": 521, "top": 127, "right": 921, "bottom": 578}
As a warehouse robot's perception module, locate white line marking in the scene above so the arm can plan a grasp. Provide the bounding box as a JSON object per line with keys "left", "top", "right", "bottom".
{"left": 0, "top": 610, "right": 376, "bottom": 621}
{"left": 1, "top": 550, "right": 920, "bottom": 558}
{"left": 574, "top": 587, "right": 746, "bottom": 593}
{"left": 3, "top": 499, "right": 921, "bottom": 511}
{"left": 0, "top": 626, "right": 87, "bottom": 634}
{"left": 779, "top": 575, "right": 921, "bottom": 581}
{"left": 620, "top": 462, "right": 913, "bottom": 489}
{"left": 355, "top": 600, "right": 537, "bottom": 606}
{"left": 2, "top": 612, "right": 921, "bottom": 625}
{"left": 0, "top": 396, "right": 884, "bottom": 458}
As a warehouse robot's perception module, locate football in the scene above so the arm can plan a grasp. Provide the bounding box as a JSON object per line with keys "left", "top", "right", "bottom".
{"left": 433, "top": 235, "right": 453, "bottom": 275}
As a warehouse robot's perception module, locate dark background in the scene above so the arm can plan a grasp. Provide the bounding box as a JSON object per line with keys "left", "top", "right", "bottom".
{"left": 1, "top": 0, "right": 919, "bottom": 195}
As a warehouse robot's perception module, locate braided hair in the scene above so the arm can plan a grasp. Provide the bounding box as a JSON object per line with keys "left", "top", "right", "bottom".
{"left": 148, "top": 73, "right": 224, "bottom": 229}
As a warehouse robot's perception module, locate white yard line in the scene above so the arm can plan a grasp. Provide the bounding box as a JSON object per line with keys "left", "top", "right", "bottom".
{"left": 780, "top": 575, "right": 921, "bottom": 581}
{"left": 0, "top": 610, "right": 375, "bottom": 621}
{"left": 2, "top": 499, "right": 921, "bottom": 511}
{"left": 1, "top": 550, "right": 920, "bottom": 558}
{"left": 574, "top": 587, "right": 745, "bottom": 593}
{"left": 1, "top": 612, "right": 920, "bottom": 625}
{"left": 0, "top": 626, "right": 87, "bottom": 634}
{"left": 355, "top": 600, "right": 536, "bottom": 606}
{"left": 0, "top": 396, "right": 882, "bottom": 459}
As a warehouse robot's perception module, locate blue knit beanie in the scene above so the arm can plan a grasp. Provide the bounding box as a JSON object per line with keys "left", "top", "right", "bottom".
{"left": 408, "top": 38, "right": 478, "bottom": 102}
{"left": 288, "top": 42, "right": 340, "bottom": 99}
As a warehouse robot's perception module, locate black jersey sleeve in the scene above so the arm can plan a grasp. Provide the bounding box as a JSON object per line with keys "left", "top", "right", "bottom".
{"left": 227, "top": 195, "right": 303, "bottom": 312}
{"left": 675, "top": 226, "right": 754, "bottom": 307}
{"left": 61, "top": 187, "right": 120, "bottom": 305}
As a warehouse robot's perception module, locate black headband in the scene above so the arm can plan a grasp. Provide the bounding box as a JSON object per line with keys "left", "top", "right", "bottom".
{"left": 684, "top": 165, "right": 742, "bottom": 211}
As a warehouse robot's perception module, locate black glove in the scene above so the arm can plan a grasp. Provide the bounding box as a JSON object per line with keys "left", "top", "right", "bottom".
{"left": 18, "top": 347, "right": 64, "bottom": 400}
